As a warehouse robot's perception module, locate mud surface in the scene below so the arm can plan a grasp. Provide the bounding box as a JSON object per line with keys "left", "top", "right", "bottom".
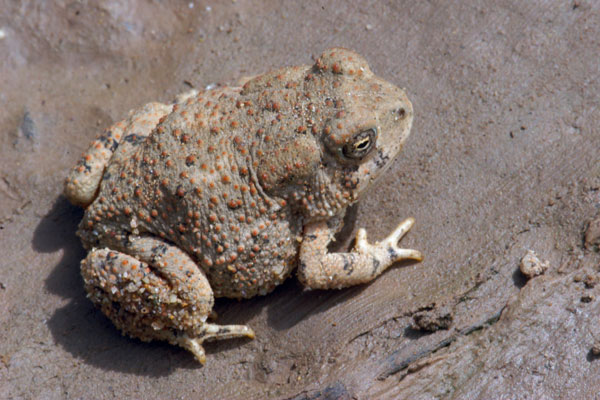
{"left": 1, "top": 1, "right": 599, "bottom": 399}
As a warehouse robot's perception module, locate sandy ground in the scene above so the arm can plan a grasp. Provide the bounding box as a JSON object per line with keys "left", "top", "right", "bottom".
{"left": 1, "top": 1, "right": 600, "bottom": 399}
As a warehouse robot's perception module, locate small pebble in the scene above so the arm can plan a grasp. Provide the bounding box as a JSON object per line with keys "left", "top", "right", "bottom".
{"left": 585, "top": 216, "right": 600, "bottom": 250}
{"left": 584, "top": 273, "right": 598, "bottom": 289}
{"left": 581, "top": 294, "right": 594, "bottom": 303}
{"left": 519, "top": 250, "right": 549, "bottom": 279}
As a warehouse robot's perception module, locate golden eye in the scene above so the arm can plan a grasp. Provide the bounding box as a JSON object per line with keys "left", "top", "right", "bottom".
{"left": 342, "top": 128, "right": 376, "bottom": 159}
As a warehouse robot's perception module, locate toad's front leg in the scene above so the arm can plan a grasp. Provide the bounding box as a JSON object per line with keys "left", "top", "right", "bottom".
{"left": 297, "top": 218, "right": 423, "bottom": 290}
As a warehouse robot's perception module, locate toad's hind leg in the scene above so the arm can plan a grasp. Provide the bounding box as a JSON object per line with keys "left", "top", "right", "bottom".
{"left": 81, "top": 237, "right": 254, "bottom": 364}
{"left": 64, "top": 102, "right": 172, "bottom": 207}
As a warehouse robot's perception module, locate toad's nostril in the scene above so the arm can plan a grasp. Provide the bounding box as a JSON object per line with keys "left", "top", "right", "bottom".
{"left": 395, "top": 107, "right": 407, "bottom": 121}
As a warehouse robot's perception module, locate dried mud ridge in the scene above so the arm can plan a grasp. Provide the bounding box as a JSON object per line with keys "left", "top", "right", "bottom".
{"left": 287, "top": 209, "right": 600, "bottom": 399}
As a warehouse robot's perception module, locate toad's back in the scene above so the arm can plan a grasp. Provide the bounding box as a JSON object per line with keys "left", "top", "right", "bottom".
{"left": 79, "top": 84, "right": 308, "bottom": 298}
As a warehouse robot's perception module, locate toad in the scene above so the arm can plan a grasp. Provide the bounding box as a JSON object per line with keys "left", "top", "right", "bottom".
{"left": 64, "top": 48, "right": 422, "bottom": 363}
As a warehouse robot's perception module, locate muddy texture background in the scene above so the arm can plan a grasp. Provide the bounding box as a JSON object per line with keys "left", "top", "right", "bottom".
{"left": 1, "top": 1, "right": 599, "bottom": 399}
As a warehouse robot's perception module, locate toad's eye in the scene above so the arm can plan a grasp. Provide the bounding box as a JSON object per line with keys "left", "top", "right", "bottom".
{"left": 342, "top": 128, "right": 376, "bottom": 160}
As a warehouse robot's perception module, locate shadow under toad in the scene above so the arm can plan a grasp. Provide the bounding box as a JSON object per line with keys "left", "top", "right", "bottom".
{"left": 34, "top": 196, "right": 260, "bottom": 375}
{"left": 34, "top": 197, "right": 412, "bottom": 374}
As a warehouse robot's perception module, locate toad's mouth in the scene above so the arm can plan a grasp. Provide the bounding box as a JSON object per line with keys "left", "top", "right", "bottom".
{"left": 352, "top": 145, "right": 397, "bottom": 196}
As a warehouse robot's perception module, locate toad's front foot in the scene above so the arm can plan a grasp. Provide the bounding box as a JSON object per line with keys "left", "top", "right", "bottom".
{"left": 298, "top": 218, "right": 423, "bottom": 290}
{"left": 355, "top": 217, "right": 423, "bottom": 269}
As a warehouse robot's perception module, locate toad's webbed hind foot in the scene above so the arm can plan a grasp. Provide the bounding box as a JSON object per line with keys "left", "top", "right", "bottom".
{"left": 176, "top": 324, "right": 255, "bottom": 364}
